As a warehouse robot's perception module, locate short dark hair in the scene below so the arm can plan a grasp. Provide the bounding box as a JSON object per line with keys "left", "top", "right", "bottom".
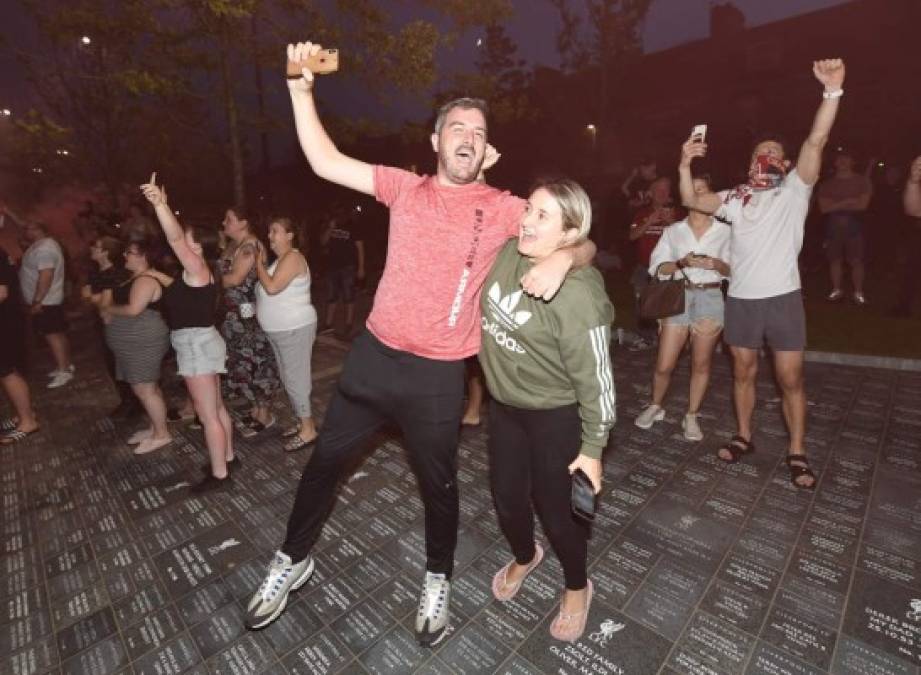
{"left": 95, "top": 235, "right": 124, "bottom": 265}
{"left": 751, "top": 131, "right": 789, "bottom": 157}
{"left": 434, "top": 97, "right": 489, "bottom": 135}
{"left": 269, "top": 216, "right": 301, "bottom": 250}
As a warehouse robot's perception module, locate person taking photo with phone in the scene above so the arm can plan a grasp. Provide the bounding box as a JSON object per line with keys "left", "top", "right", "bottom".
{"left": 478, "top": 178, "right": 615, "bottom": 644}
{"left": 679, "top": 59, "right": 846, "bottom": 489}
{"left": 634, "top": 174, "right": 730, "bottom": 441}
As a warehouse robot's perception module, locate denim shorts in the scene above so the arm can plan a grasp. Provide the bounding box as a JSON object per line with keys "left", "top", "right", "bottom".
{"left": 663, "top": 287, "right": 725, "bottom": 329}
{"left": 170, "top": 326, "right": 227, "bottom": 377}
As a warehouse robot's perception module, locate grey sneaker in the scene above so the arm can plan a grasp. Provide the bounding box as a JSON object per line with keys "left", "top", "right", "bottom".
{"left": 634, "top": 404, "right": 664, "bottom": 429}
{"left": 415, "top": 571, "right": 451, "bottom": 647}
{"left": 682, "top": 413, "right": 704, "bottom": 441}
{"left": 244, "top": 551, "right": 314, "bottom": 630}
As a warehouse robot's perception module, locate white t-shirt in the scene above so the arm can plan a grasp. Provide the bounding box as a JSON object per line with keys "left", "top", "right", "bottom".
{"left": 19, "top": 237, "right": 65, "bottom": 305}
{"left": 255, "top": 259, "right": 317, "bottom": 332}
{"left": 716, "top": 170, "right": 812, "bottom": 299}
{"left": 648, "top": 218, "right": 731, "bottom": 285}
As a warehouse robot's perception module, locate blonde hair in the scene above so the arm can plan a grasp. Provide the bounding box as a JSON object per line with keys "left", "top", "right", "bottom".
{"left": 531, "top": 178, "right": 592, "bottom": 244}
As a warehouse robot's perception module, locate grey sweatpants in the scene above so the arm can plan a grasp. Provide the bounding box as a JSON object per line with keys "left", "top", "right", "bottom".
{"left": 266, "top": 323, "right": 317, "bottom": 418}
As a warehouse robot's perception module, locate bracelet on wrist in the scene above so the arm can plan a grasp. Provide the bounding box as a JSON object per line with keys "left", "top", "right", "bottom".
{"left": 822, "top": 88, "right": 844, "bottom": 100}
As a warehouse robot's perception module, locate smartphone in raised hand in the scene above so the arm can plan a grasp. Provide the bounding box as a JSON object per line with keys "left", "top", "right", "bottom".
{"left": 691, "top": 124, "right": 707, "bottom": 143}
{"left": 286, "top": 48, "right": 339, "bottom": 78}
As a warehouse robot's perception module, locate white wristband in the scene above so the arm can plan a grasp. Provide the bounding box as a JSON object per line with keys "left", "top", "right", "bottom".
{"left": 822, "top": 88, "right": 844, "bottom": 100}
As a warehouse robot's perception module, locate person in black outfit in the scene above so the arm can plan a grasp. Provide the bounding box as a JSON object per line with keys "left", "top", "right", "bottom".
{"left": 320, "top": 209, "right": 365, "bottom": 336}
{"left": 0, "top": 246, "right": 39, "bottom": 443}
{"left": 83, "top": 234, "right": 141, "bottom": 417}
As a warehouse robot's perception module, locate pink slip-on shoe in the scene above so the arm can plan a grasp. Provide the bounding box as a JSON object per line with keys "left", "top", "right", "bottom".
{"left": 491, "top": 544, "right": 544, "bottom": 602}
{"left": 550, "top": 580, "right": 594, "bottom": 643}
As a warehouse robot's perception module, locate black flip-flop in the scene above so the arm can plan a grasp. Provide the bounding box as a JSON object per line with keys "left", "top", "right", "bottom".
{"left": 786, "top": 454, "right": 817, "bottom": 490}
{"left": 717, "top": 435, "right": 754, "bottom": 464}
{"left": 0, "top": 418, "right": 18, "bottom": 431}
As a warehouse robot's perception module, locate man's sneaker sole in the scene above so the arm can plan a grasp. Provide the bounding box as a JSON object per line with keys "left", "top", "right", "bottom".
{"left": 244, "top": 557, "right": 315, "bottom": 630}
{"left": 416, "top": 621, "right": 449, "bottom": 647}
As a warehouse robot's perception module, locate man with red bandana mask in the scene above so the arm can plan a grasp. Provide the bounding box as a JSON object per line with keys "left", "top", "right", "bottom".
{"left": 678, "top": 59, "right": 846, "bottom": 491}
{"left": 242, "top": 40, "right": 595, "bottom": 646}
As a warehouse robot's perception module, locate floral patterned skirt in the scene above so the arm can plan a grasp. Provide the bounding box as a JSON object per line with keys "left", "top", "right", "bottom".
{"left": 220, "top": 310, "right": 279, "bottom": 403}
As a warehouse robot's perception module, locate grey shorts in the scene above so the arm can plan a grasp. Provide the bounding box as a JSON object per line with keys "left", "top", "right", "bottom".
{"left": 663, "top": 288, "right": 724, "bottom": 332}
{"left": 170, "top": 326, "right": 227, "bottom": 377}
{"left": 724, "top": 290, "right": 806, "bottom": 351}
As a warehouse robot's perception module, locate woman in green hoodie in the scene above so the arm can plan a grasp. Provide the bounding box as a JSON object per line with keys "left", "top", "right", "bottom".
{"left": 478, "top": 178, "right": 615, "bottom": 643}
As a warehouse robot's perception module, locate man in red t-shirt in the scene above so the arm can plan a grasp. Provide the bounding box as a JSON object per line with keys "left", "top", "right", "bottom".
{"left": 627, "top": 177, "right": 681, "bottom": 348}
{"left": 244, "top": 40, "right": 593, "bottom": 645}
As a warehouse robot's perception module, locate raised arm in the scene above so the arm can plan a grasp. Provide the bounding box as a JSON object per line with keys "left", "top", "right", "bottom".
{"left": 678, "top": 140, "right": 722, "bottom": 215}
{"left": 905, "top": 157, "right": 921, "bottom": 217}
{"left": 287, "top": 42, "right": 374, "bottom": 196}
{"left": 140, "top": 173, "right": 207, "bottom": 279}
{"left": 796, "top": 59, "right": 846, "bottom": 186}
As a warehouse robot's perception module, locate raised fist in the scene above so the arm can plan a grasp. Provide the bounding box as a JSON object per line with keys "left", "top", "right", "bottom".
{"left": 813, "top": 59, "right": 845, "bottom": 91}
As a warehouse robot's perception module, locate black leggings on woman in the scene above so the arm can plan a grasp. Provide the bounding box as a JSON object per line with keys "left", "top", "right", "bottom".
{"left": 488, "top": 399, "right": 589, "bottom": 590}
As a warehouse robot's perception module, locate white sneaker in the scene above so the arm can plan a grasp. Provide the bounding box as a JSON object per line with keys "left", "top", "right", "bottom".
{"left": 243, "top": 551, "right": 314, "bottom": 630}
{"left": 634, "top": 404, "right": 664, "bottom": 429}
{"left": 682, "top": 413, "right": 704, "bottom": 441}
{"left": 415, "top": 571, "right": 451, "bottom": 647}
{"left": 47, "top": 369, "right": 74, "bottom": 389}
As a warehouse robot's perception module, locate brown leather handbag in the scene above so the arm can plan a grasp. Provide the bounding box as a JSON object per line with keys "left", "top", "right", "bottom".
{"left": 638, "top": 267, "right": 689, "bottom": 319}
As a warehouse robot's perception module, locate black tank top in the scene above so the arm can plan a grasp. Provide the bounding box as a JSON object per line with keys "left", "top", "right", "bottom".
{"left": 163, "top": 275, "right": 216, "bottom": 329}
{"left": 113, "top": 274, "right": 164, "bottom": 312}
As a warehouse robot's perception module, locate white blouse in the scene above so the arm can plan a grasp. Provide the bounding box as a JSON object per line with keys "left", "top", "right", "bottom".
{"left": 648, "top": 218, "right": 731, "bottom": 285}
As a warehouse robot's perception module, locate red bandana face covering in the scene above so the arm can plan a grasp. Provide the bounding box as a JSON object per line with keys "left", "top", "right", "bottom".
{"left": 748, "top": 154, "right": 786, "bottom": 190}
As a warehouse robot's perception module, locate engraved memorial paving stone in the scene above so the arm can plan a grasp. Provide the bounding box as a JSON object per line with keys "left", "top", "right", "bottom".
{"left": 51, "top": 582, "right": 110, "bottom": 630}
{"left": 448, "top": 567, "right": 494, "bottom": 619}
{"left": 831, "top": 634, "right": 918, "bottom": 675}
{"left": 307, "top": 575, "right": 367, "bottom": 624}
{"left": 283, "top": 628, "right": 354, "bottom": 675}
{"left": 718, "top": 553, "right": 783, "bottom": 600}
{"left": 360, "top": 626, "right": 430, "bottom": 674}
{"left": 700, "top": 580, "right": 768, "bottom": 634}
{"left": 774, "top": 575, "right": 844, "bottom": 630}
{"left": 223, "top": 558, "right": 279, "bottom": 603}
{"left": 625, "top": 579, "right": 697, "bottom": 641}
{"left": 131, "top": 633, "right": 203, "bottom": 675}
{"left": 857, "top": 542, "right": 921, "bottom": 590}
{"left": 799, "top": 526, "right": 857, "bottom": 568}
{"left": 123, "top": 479, "right": 190, "bottom": 521}
{"left": 491, "top": 655, "right": 545, "bottom": 675}
{"left": 380, "top": 530, "right": 427, "bottom": 577}
{"left": 863, "top": 516, "right": 921, "bottom": 562}
{"left": 176, "top": 579, "right": 236, "bottom": 627}
{"left": 1, "top": 611, "right": 54, "bottom": 655}
{"left": 122, "top": 606, "right": 185, "bottom": 660}
{"left": 189, "top": 602, "right": 246, "bottom": 660}
{"left": 61, "top": 634, "right": 128, "bottom": 675}
{"left": 520, "top": 605, "right": 671, "bottom": 675}
{"left": 56, "top": 607, "right": 118, "bottom": 660}
{"left": 761, "top": 606, "right": 838, "bottom": 670}
{"left": 331, "top": 598, "right": 395, "bottom": 654}
{"left": 5, "top": 634, "right": 59, "bottom": 675}
{"left": 113, "top": 584, "right": 171, "bottom": 629}
{"left": 342, "top": 551, "right": 400, "bottom": 595}
{"left": 92, "top": 529, "right": 134, "bottom": 557}
{"left": 454, "top": 527, "right": 495, "bottom": 569}
{"left": 843, "top": 571, "right": 921, "bottom": 667}
{"left": 437, "top": 622, "right": 512, "bottom": 674}
{"left": 46, "top": 560, "right": 100, "bottom": 603}
{"left": 44, "top": 541, "right": 95, "bottom": 578}
{"left": 206, "top": 633, "right": 277, "bottom": 674}
{"left": 669, "top": 610, "right": 756, "bottom": 674}
{"left": 745, "top": 640, "right": 825, "bottom": 675}
{"left": 786, "top": 550, "right": 851, "bottom": 597}
{"left": 260, "top": 600, "right": 324, "bottom": 657}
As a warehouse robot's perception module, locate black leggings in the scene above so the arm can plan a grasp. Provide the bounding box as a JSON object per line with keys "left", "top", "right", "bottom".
{"left": 282, "top": 330, "right": 465, "bottom": 577}
{"left": 488, "top": 399, "right": 589, "bottom": 590}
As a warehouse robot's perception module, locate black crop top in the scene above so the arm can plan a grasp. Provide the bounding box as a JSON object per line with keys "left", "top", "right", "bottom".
{"left": 112, "top": 274, "right": 164, "bottom": 312}
{"left": 163, "top": 274, "right": 216, "bottom": 329}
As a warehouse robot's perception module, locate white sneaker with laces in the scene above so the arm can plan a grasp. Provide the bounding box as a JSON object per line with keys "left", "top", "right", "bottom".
{"left": 47, "top": 369, "right": 74, "bottom": 389}
{"left": 635, "top": 404, "right": 665, "bottom": 429}
{"left": 682, "top": 413, "right": 704, "bottom": 441}
{"left": 415, "top": 571, "right": 451, "bottom": 646}
{"left": 853, "top": 292, "right": 867, "bottom": 306}
{"left": 243, "top": 551, "right": 315, "bottom": 630}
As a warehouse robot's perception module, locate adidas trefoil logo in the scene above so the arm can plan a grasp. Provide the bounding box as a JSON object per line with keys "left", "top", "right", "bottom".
{"left": 487, "top": 283, "right": 532, "bottom": 330}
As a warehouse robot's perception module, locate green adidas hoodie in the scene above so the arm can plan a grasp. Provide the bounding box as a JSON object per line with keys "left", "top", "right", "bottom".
{"left": 478, "top": 240, "right": 616, "bottom": 459}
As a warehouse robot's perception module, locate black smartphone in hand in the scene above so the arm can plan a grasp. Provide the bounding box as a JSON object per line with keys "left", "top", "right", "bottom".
{"left": 571, "top": 469, "right": 597, "bottom": 522}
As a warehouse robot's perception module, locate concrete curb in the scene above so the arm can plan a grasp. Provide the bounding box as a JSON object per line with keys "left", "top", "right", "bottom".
{"left": 803, "top": 350, "right": 921, "bottom": 372}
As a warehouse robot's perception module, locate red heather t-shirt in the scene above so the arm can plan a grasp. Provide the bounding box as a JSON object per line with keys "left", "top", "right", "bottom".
{"left": 369, "top": 165, "right": 525, "bottom": 360}
{"left": 632, "top": 205, "right": 681, "bottom": 266}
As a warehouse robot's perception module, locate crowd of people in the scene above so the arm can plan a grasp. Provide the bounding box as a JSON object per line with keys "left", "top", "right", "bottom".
{"left": 1, "top": 42, "right": 921, "bottom": 651}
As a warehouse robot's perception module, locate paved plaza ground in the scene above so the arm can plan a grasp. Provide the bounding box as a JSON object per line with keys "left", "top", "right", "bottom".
{"left": 3, "top": 316, "right": 921, "bottom": 675}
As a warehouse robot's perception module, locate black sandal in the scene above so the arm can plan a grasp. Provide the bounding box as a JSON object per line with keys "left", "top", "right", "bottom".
{"left": 717, "top": 435, "right": 754, "bottom": 464}
{"left": 786, "top": 454, "right": 816, "bottom": 490}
